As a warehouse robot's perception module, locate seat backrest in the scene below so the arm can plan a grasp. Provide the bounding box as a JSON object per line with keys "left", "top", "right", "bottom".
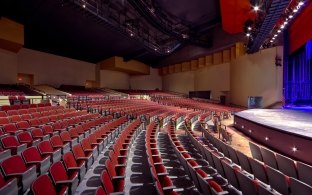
{"left": 249, "top": 142, "right": 263, "bottom": 162}
{"left": 72, "top": 144, "right": 85, "bottom": 158}
{"left": 236, "top": 171, "right": 258, "bottom": 195}
{"left": 68, "top": 128, "right": 79, "bottom": 137}
{"left": 290, "top": 177, "right": 312, "bottom": 195}
{"left": 42, "top": 125, "right": 54, "bottom": 134}
{"left": 60, "top": 131, "right": 71, "bottom": 141}
{"left": 297, "top": 161, "right": 312, "bottom": 186}
{"left": 1, "top": 136, "right": 20, "bottom": 147}
{"left": 7, "top": 110, "right": 19, "bottom": 116}
{"left": 22, "top": 146, "right": 43, "bottom": 162}
{"left": 266, "top": 166, "right": 290, "bottom": 195}
{"left": 236, "top": 150, "right": 252, "bottom": 173}
{"left": 49, "top": 161, "right": 69, "bottom": 182}
{"left": 260, "top": 147, "right": 278, "bottom": 169}
{"left": 17, "top": 131, "right": 33, "bottom": 143}
{"left": 1, "top": 155, "right": 27, "bottom": 174}
{"left": 221, "top": 160, "right": 240, "bottom": 189}
{"left": 276, "top": 153, "right": 298, "bottom": 178}
{"left": 31, "top": 128, "right": 44, "bottom": 138}
{"left": 95, "top": 186, "right": 107, "bottom": 195}
{"left": 249, "top": 158, "right": 269, "bottom": 184}
{"left": 101, "top": 170, "right": 114, "bottom": 194}
{"left": 0, "top": 111, "right": 7, "bottom": 117}
{"left": 63, "top": 152, "right": 78, "bottom": 168}
{"left": 81, "top": 138, "right": 92, "bottom": 150}
{"left": 20, "top": 114, "right": 32, "bottom": 120}
{"left": 29, "top": 119, "right": 41, "bottom": 126}
{"left": 38, "top": 140, "right": 54, "bottom": 153}
{"left": 31, "top": 174, "right": 57, "bottom": 195}
{"left": 105, "top": 159, "right": 116, "bottom": 178}
{"left": 8, "top": 115, "right": 22, "bottom": 123}
{"left": 3, "top": 123, "right": 18, "bottom": 133}
{"left": 50, "top": 135, "right": 63, "bottom": 146}
{"left": 18, "top": 109, "right": 29, "bottom": 115}
{"left": 16, "top": 121, "right": 31, "bottom": 129}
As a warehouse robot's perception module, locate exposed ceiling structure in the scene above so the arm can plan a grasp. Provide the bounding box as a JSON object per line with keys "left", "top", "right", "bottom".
{"left": 1, "top": 0, "right": 299, "bottom": 67}
{"left": 0, "top": 0, "right": 223, "bottom": 66}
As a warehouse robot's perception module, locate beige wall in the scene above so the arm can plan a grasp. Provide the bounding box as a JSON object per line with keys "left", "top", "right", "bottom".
{"left": 17, "top": 48, "right": 95, "bottom": 87}
{"left": 163, "top": 71, "right": 195, "bottom": 94}
{"left": 130, "top": 68, "right": 162, "bottom": 90}
{"left": 194, "top": 63, "right": 230, "bottom": 100}
{"left": 0, "top": 48, "right": 18, "bottom": 83}
{"left": 100, "top": 70, "right": 130, "bottom": 89}
{"left": 230, "top": 47, "right": 283, "bottom": 107}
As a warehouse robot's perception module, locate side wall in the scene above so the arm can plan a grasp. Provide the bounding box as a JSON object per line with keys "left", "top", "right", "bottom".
{"left": 130, "top": 68, "right": 162, "bottom": 90}
{"left": 163, "top": 71, "right": 195, "bottom": 94}
{"left": 0, "top": 48, "right": 17, "bottom": 83}
{"left": 230, "top": 47, "right": 283, "bottom": 107}
{"left": 17, "top": 48, "right": 96, "bottom": 87}
{"left": 100, "top": 70, "right": 130, "bottom": 89}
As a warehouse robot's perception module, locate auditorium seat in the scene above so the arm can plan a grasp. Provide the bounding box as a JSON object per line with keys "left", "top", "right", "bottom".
{"left": 68, "top": 128, "right": 84, "bottom": 142}
{"left": 20, "top": 114, "right": 33, "bottom": 121}
{"left": 0, "top": 135, "right": 27, "bottom": 155}
{"left": 236, "top": 150, "right": 252, "bottom": 174}
{"left": 50, "top": 135, "right": 71, "bottom": 154}
{"left": 266, "top": 166, "right": 290, "bottom": 195}
{"left": 63, "top": 152, "right": 86, "bottom": 182}
{"left": 6, "top": 110, "right": 19, "bottom": 116}
{"left": 249, "top": 142, "right": 263, "bottom": 162}
{"left": 21, "top": 146, "right": 51, "bottom": 175}
{"left": 16, "top": 121, "right": 33, "bottom": 131}
{"left": 37, "top": 140, "right": 62, "bottom": 163}
{"left": 81, "top": 138, "right": 99, "bottom": 160}
{"left": 2, "top": 123, "right": 23, "bottom": 135}
{"left": 31, "top": 174, "right": 69, "bottom": 195}
{"left": 17, "top": 109, "right": 29, "bottom": 115}
{"left": 0, "top": 111, "right": 7, "bottom": 117}
{"left": 275, "top": 153, "right": 298, "bottom": 178}
{"left": 88, "top": 133, "right": 104, "bottom": 152}
{"left": 100, "top": 170, "right": 123, "bottom": 193}
{"left": 220, "top": 161, "right": 240, "bottom": 189}
{"left": 8, "top": 115, "right": 22, "bottom": 123}
{"left": 0, "top": 117, "right": 10, "bottom": 127}
{"left": 0, "top": 149, "right": 11, "bottom": 163}
{"left": 297, "top": 161, "right": 312, "bottom": 186}
{"left": 95, "top": 186, "right": 107, "bottom": 195}
{"left": 0, "top": 155, "right": 37, "bottom": 192}
{"left": 0, "top": 170, "right": 18, "bottom": 195}
{"left": 72, "top": 144, "right": 93, "bottom": 170}
{"left": 60, "top": 131, "right": 78, "bottom": 148}
{"left": 290, "top": 177, "right": 312, "bottom": 195}
{"left": 236, "top": 171, "right": 259, "bottom": 195}
{"left": 42, "top": 125, "right": 58, "bottom": 137}
{"left": 49, "top": 161, "right": 79, "bottom": 194}
{"left": 30, "top": 128, "right": 50, "bottom": 141}
{"left": 17, "top": 131, "right": 40, "bottom": 147}
{"left": 260, "top": 147, "right": 278, "bottom": 169}
{"left": 249, "top": 158, "right": 269, "bottom": 184}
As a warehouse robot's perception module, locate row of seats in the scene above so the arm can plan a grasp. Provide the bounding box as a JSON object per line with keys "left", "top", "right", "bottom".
{"left": 166, "top": 123, "right": 239, "bottom": 195}
{"left": 249, "top": 141, "right": 312, "bottom": 186}
{"left": 101, "top": 119, "right": 143, "bottom": 194}
{"left": 0, "top": 103, "right": 52, "bottom": 111}
{"left": 145, "top": 121, "right": 182, "bottom": 195}
{"left": 0, "top": 104, "right": 131, "bottom": 194}
{"left": 198, "top": 127, "right": 312, "bottom": 195}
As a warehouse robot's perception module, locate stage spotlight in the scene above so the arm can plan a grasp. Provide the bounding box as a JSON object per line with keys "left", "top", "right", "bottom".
{"left": 248, "top": 26, "right": 252, "bottom": 31}
{"left": 241, "top": 125, "right": 244, "bottom": 129}
{"left": 253, "top": 5, "right": 260, "bottom": 12}
{"left": 248, "top": 129, "right": 252, "bottom": 133}
{"left": 246, "top": 33, "right": 251, "bottom": 37}
{"left": 298, "top": 1, "right": 304, "bottom": 6}
{"left": 265, "top": 136, "right": 269, "bottom": 141}
{"left": 292, "top": 147, "right": 298, "bottom": 152}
